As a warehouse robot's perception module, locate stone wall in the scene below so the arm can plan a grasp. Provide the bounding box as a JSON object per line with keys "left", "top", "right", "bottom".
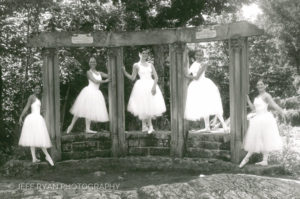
{"left": 61, "top": 132, "right": 112, "bottom": 160}
{"left": 61, "top": 131, "right": 230, "bottom": 161}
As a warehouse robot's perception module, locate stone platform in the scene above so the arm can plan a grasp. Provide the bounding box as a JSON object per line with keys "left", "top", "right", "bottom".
{"left": 61, "top": 130, "right": 230, "bottom": 161}
{"left": 1, "top": 173, "right": 299, "bottom": 199}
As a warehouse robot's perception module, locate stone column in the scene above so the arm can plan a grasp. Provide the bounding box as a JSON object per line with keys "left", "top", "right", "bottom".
{"left": 42, "top": 48, "right": 61, "bottom": 161}
{"left": 107, "top": 47, "right": 127, "bottom": 157}
{"left": 229, "top": 36, "right": 249, "bottom": 163}
{"left": 169, "top": 43, "right": 189, "bottom": 157}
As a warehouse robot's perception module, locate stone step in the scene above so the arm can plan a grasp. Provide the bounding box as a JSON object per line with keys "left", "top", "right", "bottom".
{"left": 188, "top": 131, "right": 230, "bottom": 143}
{"left": 187, "top": 140, "right": 230, "bottom": 150}
{"left": 62, "top": 150, "right": 111, "bottom": 160}
{"left": 62, "top": 140, "right": 111, "bottom": 153}
{"left": 1, "top": 157, "right": 286, "bottom": 179}
{"left": 186, "top": 148, "right": 231, "bottom": 161}
{"left": 61, "top": 131, "right": 110, "bottom": 143}
{"left": 62, "top": 131, "right": 229, "bottom": 143}
{"left": 128, "top": 147, "right": 170, "bottom": 156}
{"left": 61, "top": 131, "right": 231, "bottom": 161}
{"left": 125, "top": 131, "right": 171, "bottom": 139}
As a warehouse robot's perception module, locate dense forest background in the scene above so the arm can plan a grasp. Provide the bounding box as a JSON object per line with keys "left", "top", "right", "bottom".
{"left": 0, "top": 0, "right": 299, "bottom": 163}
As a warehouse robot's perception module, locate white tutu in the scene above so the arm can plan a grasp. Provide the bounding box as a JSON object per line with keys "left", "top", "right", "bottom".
{"left": 127, "top": 62, "right": 166, "bottom": 120}
{"left": 19, "top": 99, "right": 52, "bottom": 148}
{"left": 184, "top": 62, "right": 223, "bottom": 121}
{"left": 243, "top": 97, "right": 283, "bottom": 153}
{"left": 70, "top": 71, "right": 109, "bottom": 122}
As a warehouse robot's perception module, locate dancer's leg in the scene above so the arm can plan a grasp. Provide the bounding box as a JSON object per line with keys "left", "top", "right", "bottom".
{"left": 256, "top": 152, "right": 269, "bottom": 166}
{"left": 142, "top": 119, "right": 148, "bottom": 132}
{"left": 216, "top": 114, "right": 228, "bottom": 132}
{"left": 196, "top": 117, "right": 210, "bottom": 132}
{"left": 204, "top": 116, "right": 210, "bottom": 131}
{"left": 86, "top": 119, "right": 97, "bottom": 133}
{"left": 41, "top": 147, "right": 54, "bottom": 166}
{"left": 147, "top": 117, "right": 154, "bottom": 134}
{"left": 239, "top": 151, "right": 253, "bottom": 168}
{"left": 30, "top": 147, "right": 39, "bottom": 163}
{"left": 66, "top": 116, "right": 78, "bottom": 134}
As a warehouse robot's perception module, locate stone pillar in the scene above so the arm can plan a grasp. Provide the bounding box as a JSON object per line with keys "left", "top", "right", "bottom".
{"left": 169, "top": 43, "right": 189, "bottom": 157}
{"left": 42, "top": 48, "right": 61, "bottom": 161}
{"left": 107, "top": 47, "right": 127, "bottom": 157}
{"left": 229, "top": 36, "right": 249, "bottom": 163}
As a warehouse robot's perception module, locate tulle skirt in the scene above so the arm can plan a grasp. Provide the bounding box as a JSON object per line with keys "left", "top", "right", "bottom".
{"left": 184, "top": 77, "right": 223, "bottom": 121}
{"left": 70, "top": 85, "right": 109, "bottom": 122}
{"left": 19, "top": 113, "right": 52, "bottom": 148}
{"left": 128, "top": 79, "right": 166, "bottom": 120}
{"left": 243, "top": 111, "right": 283, "bottom": 153}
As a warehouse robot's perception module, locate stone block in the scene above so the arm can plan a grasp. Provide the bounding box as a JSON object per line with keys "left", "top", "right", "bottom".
{"left": 149, "top": 147, "right": 170, "bottom": 156}
{"left": 98, "top": 141, "right": 111, "bottom": 150}
{"left": 128, "top": 139, "right": 139, "bottom": 147}
{"left": 61, "top": 143, "right": 72, "bottom": 152}
{"left": 85, "top": 141, "right": 98, "bottom": 150}
{"left": 72, "top": 142, "right": 86, "bottom": 151}
{"left": 128, "top": 147, "right": 149, "bottom": 156}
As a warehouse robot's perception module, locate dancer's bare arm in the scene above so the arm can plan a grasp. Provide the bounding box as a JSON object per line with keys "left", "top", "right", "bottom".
{"left": 122, "top": 64, "right": 138, "bottom": 81}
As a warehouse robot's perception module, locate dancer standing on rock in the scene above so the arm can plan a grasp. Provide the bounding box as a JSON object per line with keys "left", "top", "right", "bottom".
{"left": 66, "top": 57, "right": 110, "bottom": 134}
{"left": 19, "top": 85, "right": 54, "bottom": 166}
{"left": 239, "top": 79, "right": 284, "bottom": 168}
{"left": 123, "top": 49, "right": 166, "bottom": 134}
{"left": 184, "top": 50, "right": 227, "bottom": 132}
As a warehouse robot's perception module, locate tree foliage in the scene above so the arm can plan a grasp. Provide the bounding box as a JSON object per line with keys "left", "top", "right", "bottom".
{"left": 258, "top": 0, "right": 300, "bottom": 74}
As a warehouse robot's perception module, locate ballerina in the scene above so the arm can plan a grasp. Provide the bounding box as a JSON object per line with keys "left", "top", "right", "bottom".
{"left": 19, "top": 85, "right": 54, "bottom": 166}
{"left": 184, "top": 49, "right": 227, "bottom": 132}
{"left": 66, "top": 57, "right": 110, "bottom": 134}
{"left": 122, "top": 48, "right": 166, "bottom": 134}
{"left": 239, "top": 79, "right": 284, "bottom": 168}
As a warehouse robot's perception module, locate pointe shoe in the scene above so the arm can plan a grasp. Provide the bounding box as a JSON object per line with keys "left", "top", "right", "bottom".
{"left": 46, "top": 156, "right": 54, "bottom": 166}
{"left": 223, "top": 126, "right": 229, "bottom": 133}
{"left": 32, "top": 159, "right": 41, "bottom": 163}
{"left": 239, "top": 158, "right": 249, "bottom": 168}
{"left": 148, "top": 126, "right": 154, "bottom": 134}
{"left": 196, "top": 128, "right": 210, "bottom": 133}
{"left": 86, "top": 129, "right": 97, "bottom": 134}
{"left": 66, "top": 126, "right": 72, "bottom": 134}
{"left": 255, "top": 161, "right": 268, "bottom": 166}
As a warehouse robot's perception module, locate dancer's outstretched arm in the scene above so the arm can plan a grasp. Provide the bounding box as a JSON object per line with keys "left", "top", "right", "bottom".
{"left": 122, "top": 64, "right": 138, "bottom": 81}
{"left": 100, "top": 78, "right": 110, "bottom": 83}
{"left": 19, "top": 95, "right": 34, "bottom": 125}
{"left": 264, "top": 93, "right": 285, "bottom": 117}
{"left": 100, "top": 71, "right": 108, "bottom": 78}
{"left": 151, "top": 64, "right": 158, "bottom": 95}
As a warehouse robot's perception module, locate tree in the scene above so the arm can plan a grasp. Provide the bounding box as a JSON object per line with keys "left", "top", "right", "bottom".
{"left": 258, "top": 0, "right": 300, "bottom": 74}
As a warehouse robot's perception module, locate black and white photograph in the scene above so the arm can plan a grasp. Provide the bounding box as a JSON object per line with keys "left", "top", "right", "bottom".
{"left": 0, "top": 0, "right": 300, "bottom": 198}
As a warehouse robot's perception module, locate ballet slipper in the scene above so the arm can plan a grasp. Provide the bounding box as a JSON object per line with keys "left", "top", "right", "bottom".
{"left": 46, "top": 156, "right": 54, "bottom": 166}
{"left": 239, "top": 158, "right": 249, "bottom": 168}
{"left": 196, "top": 128, "right": 210, "bottom": 133}
{"left": 148, "top": 126, "right": 154, "bottom": 134}
{"left": 223, "top": 126, "right": 229, "bottom": 133}
{"left": 86, "top": 129, "right": 97, "bottom": 134}
{"left": 255, "top": 161, "right": 268, "bottom": 166}
{"left": 32, "top": 159, "right": 41, "bottom": 163}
